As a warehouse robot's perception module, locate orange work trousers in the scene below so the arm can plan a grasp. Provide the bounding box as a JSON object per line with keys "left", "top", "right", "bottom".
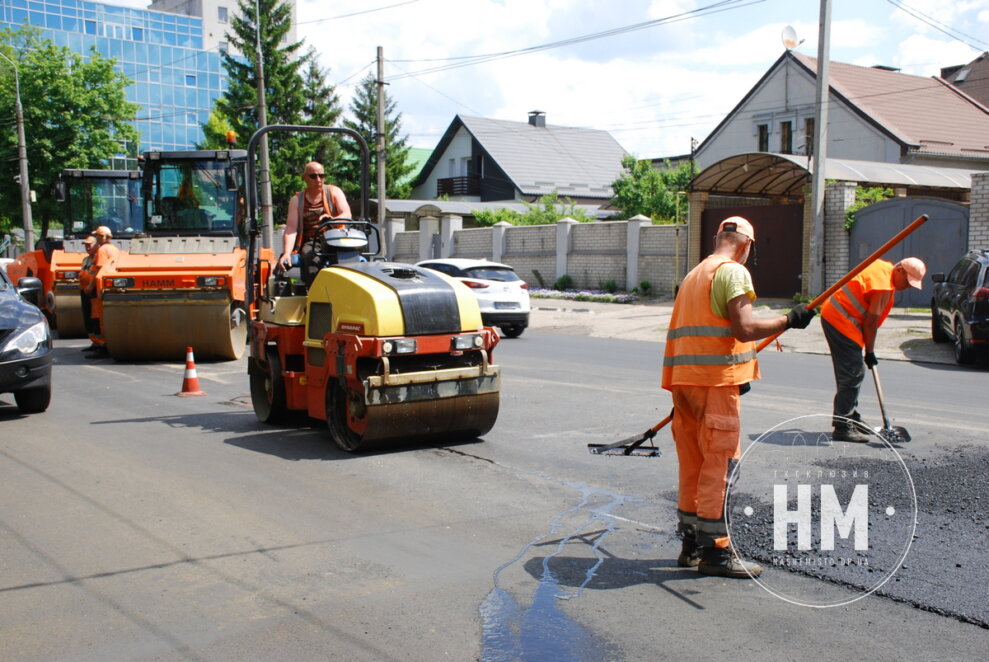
{"left": 670, "top": 384, "right": 742, "bottom": 549}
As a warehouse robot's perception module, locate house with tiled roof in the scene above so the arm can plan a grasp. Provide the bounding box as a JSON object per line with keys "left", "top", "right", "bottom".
{"left": 693, "top": 50, "right": 989, "bottom": 171}
{"left": 410, "top": 112, "right": 628, "bottom": 205}
{"left": 942, "top": 52, "right": 989, "bottom": 110}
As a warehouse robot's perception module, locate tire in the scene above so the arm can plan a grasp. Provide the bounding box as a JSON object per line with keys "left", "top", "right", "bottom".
{"left": 953, "top": 319, "right": 976, "bottom": 365}
{"left": 14, "top": 384, "right": 51, "bottom": 414}
{"left": 249, "top": 348, "right": 286, "bottom": 423}
{"left": 326, "top": 381, "right": 368, "bottom": 452}
{"left": 931, "top": 302, "right": 948, "bottom": 343}
{"left": 500, "top": 324, "right": 524, "bottom": 338}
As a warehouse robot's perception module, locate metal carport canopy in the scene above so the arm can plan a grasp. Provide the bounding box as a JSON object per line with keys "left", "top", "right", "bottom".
{"left": 691, "top": 152, "right": 979, "bottom": 196}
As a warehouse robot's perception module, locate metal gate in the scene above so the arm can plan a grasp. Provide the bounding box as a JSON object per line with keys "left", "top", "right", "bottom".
{"left": 701, "top": 205, "right": 804, "bottom": 298}
{"left": 850, "top": 198, "right": 969, "bottom": 308}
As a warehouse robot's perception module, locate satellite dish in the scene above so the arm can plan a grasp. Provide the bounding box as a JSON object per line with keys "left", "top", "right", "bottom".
{"left": 782, "top": 25, "right": 801, "bottom": 50}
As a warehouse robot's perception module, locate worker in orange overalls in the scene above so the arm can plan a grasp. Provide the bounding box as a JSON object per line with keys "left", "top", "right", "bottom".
{"left": 78, "top": 235, "right": 99, "bottom": 351}
{"left": 820, "top": 256, "right": 925, "bottom": 442}
{"left": 84, "top": 225, "right": 120, "bottom": 357}
{"left": 662, "top": 216, "right": 816, "bottom": 578}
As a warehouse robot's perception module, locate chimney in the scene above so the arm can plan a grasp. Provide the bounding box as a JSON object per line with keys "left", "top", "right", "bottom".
{"left": 528, "top": 110, "right": 546, "bottom": 128}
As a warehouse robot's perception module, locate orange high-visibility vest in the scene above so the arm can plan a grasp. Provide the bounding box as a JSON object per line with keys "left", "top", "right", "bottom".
{"left": 662, "top": 255, "right": 760, "bottom": 389}
{"left": 820, "top": 260, "right": 894, "bottom": 348}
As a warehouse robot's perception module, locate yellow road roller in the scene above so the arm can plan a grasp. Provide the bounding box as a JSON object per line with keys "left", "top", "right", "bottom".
{"left": 99, "top": 147, "right": 269, "bottom": 360}
{"left": 246, "top": 125, "right": 501, "bottom": 452}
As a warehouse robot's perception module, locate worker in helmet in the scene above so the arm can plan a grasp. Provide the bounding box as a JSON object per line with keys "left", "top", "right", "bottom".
{"left": 662, "top": 216, "right": 816, "bottom": 578}
{"left": 279, "top": 161, "right": 352, "bottom": 288}
{"left": 84, "top": 226, "right": 120, "bottom": 357}
{"left": 820, "top": 256, "right": 926, "bottom": 442}
{"left": 78, "top": 236, "right": 99, "bottom": 351}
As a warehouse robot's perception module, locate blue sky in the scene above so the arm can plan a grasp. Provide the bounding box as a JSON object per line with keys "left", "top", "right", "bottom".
{"left": 113, "top": 0, "right": 989, "bottom": 158}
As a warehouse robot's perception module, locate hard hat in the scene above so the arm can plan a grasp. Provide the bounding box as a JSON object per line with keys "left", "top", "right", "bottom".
{"left": 718, "top": 216, "right": 755, "bottom": 242}
{"left": 93, "top": 225, "right": 113, "bottom": 238}
{"left": 898, "top": 257, "right": 926, "bottom": 289}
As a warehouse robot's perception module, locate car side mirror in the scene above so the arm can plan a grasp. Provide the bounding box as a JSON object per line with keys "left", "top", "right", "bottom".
{"left": 17, "top": 276, "right": 44, "bottom": 307}
{"left": 932, "top": 272, "right": 945, "bottom": 283}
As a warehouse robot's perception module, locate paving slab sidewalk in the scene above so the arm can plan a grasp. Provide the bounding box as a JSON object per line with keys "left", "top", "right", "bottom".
{"left": 528, "top": 298, "right": 956, "bottom": 365}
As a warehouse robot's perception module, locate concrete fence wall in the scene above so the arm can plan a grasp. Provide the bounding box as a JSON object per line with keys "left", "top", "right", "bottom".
{"left": 384, "top": 214, "right": 688, "bottom": 294}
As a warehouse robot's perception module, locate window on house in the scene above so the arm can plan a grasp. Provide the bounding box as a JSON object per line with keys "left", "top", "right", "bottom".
{"left": 804, "top": 118, "right": 815, "bottom": 156}
{"left": 460, "top": 157, "right": 469, "bottom": 177}
{"left": 84, "top": 19, "right": 96, "bottom": 35}
{"left": 185, "top": 74, "right": 196, "bottom": 86}
{"left": 218, "top": 6, "right": 229, "bottom": 23}
{"left": 757, "top": 124, "right": 769, "bottom": 152}
{"left": 780, "top": 121, "right": 793, "bottom": 154}
{"left": 448, "top": 158, "right": 456, "bottom": 177}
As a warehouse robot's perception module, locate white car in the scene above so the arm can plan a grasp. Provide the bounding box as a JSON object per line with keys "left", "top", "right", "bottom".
{"left": 416, "top": 258, "right": 530, "bottom": 337}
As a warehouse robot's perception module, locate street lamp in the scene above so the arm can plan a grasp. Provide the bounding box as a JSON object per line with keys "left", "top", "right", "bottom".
{"left": 0, "top": 51, "right": 34, "bottom": 252}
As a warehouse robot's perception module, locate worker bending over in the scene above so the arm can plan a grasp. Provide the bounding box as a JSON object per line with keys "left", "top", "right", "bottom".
{"left": 821, "top": 256, "right": 925, "bottom": 442}
{"left": 662, "top": 216, "right": 816, "bottom": 578}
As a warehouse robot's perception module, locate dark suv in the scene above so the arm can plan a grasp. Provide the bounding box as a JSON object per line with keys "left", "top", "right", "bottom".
{"left": 931, "top": 250, "right": 989, "bottom": 364}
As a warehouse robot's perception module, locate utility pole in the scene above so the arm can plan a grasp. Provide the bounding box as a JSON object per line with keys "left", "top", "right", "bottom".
{"left": 255, "top": 0, "right": 274, "bottom": 248}
{"left": 376, "top": 46, "right": 388, "bottom": 256}
{"left": 809, "top": 0, "right": 832, "bottom": 296}
{"left": 0, "top": 52, "right": 33, "bottom": 252}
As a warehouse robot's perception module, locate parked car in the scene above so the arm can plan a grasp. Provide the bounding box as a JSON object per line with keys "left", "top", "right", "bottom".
{"left": 416, "top": 258, "right": 530, "bottom": 338}
{"left": 930, "top": 250, "right": 989, "bottom": 364}
{"left": 0, "top": 268, "right": 53, "bottom": 412}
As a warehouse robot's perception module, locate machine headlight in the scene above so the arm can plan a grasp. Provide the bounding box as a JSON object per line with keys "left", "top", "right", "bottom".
{"left": 197, "top": 276, "right": 225, "bottom": 287}
{"left": 108, "top": 277, "right": 134, "bottom": 288}
{"left": 58, "top": 271, "right": 79, "bottom": 280}
{"left": 452, "top": 334, "right": 483, "bottom": 350}
{"left": 1, "top": 321, "right": 50, "bottom": 357}
{"left": 382, "top": 338, "right": 417, "bottom": 355}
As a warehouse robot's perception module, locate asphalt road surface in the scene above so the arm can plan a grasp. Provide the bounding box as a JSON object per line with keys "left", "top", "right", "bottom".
{"left": 1, "top": 331, "right": 986, "bottom": 661}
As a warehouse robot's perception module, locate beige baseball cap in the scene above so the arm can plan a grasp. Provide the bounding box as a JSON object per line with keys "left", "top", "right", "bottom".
{"left": 898, "top": 257, "right": 926, "bottom": 289}
{"left": 92, "top": 225, "right": 113, "bottom": 238}
{"left": 718, "top": 216, "right": 755, "bottom": 242}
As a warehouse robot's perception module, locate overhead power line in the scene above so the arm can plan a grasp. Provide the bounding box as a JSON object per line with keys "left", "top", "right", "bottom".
{"left": 387, "top": 0, "right": 766, "bottom": 79}
{"left": 296, "top": 0, "right": 421, "bottom": 27}
{"left": 885, "top": 0, "right": 988, "bottom": 51}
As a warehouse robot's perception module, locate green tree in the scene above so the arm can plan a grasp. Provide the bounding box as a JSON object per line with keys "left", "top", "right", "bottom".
{"left": 0, "top": 27, "right": 139, "bottom": 235}
{"left": 197, "top": 109, "right": 236, "bottom": 149}
{"left": 339, "top": 73, "right": 415, "bottom": 202}
{"left": 299, "top": 50, "right": 343, "bottom": 168}
{"left": 473, "top": 193, "right": 593, "bottom": 227}
{"left": 611, "top": 155, "right": 696, "bottom": 223}
{"left": 215, "top": 0, "right": 309, "bottom": 225}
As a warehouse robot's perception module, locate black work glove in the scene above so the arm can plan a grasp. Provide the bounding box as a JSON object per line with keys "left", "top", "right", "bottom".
{"left": 739, "top": 382, "right": 751, "bottom": 396}
{"left": 785, "top": 305, "right": 816, "bottom": 330}
{"left": 864, "top": 352, "right": 878, "bottom": 368}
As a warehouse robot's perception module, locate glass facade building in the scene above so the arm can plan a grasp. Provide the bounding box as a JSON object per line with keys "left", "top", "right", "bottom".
{"left": 0, "top": 0, "right": 229, "bottom": 163}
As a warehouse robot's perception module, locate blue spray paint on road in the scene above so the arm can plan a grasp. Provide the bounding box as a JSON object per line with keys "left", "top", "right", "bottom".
{"left": 479, "top": 480, "right": 638, "bottom": 661}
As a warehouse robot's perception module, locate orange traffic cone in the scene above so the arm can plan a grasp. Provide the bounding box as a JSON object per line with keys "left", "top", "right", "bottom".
{"left": 176, "top": 346, "right": 206, "bottom": 397}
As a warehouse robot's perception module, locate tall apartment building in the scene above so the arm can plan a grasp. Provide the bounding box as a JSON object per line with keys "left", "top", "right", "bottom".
{"left": 0, "top": 0, "right": 295, "bottom": 161}
{"left": 149, "top": 0, "right": 296, "bottom": 56}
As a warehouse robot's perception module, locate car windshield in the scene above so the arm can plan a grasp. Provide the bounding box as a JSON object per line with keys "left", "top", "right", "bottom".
{"left": 464, "top": 266, "right": 520, "bottom": 282}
